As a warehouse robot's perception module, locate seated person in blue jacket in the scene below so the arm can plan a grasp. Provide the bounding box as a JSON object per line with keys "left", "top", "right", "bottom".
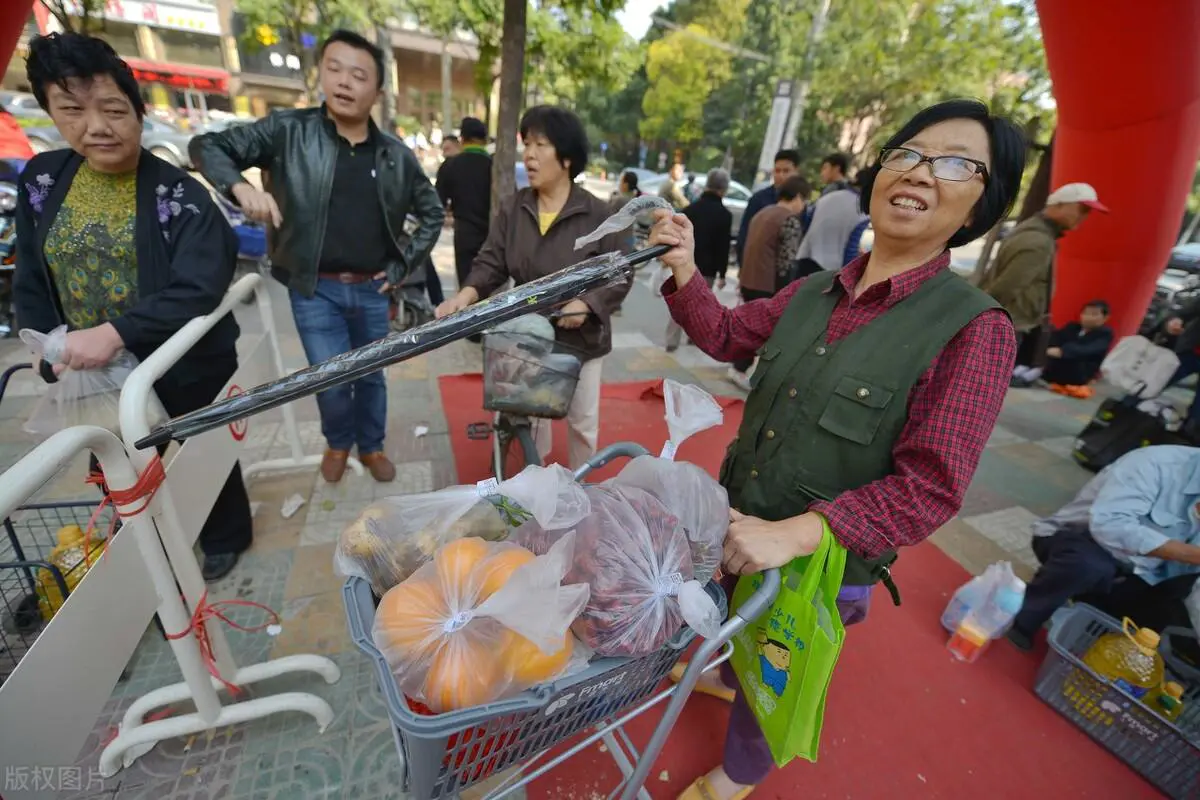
{"left": 1007, "top": 445, "right": 1200, "bottom": 652}
{"left": 1011, "top": 299, "right": 1113, "bottom": 390}
{"left": 13, "top": 33, "right": 252, "bottom": 582}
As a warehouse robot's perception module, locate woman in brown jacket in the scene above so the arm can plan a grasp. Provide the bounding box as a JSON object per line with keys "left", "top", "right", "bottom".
{"left": 435, "top": 106, "right": 631, "bottom": 468}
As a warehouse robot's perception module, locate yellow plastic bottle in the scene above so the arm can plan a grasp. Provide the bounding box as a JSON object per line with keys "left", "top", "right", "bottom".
{"left": 1080, "top": 618, "right": 1165, "bottom": 701}
{"left": 35, "top": 524, "right": 104, "bottom": 621}
{"left": 1148, "top": 682, "right": 1185, "bottom": 724}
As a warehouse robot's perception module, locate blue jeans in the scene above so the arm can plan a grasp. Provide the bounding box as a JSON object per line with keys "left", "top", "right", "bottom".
{"left": 289, "top": 277, "right": 390, "bottom": 453}
{"left": 1168, "top": 349, "right": 1200, "bottom": 423}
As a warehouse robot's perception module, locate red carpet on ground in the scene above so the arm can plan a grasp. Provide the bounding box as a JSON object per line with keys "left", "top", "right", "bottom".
{"left": 437, "top": 375, "right": 1159, "bottom": 799}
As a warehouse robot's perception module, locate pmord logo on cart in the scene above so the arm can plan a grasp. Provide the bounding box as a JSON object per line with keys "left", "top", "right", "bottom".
{"left": 542, "top": 673, "right": 628, "bottom": 716}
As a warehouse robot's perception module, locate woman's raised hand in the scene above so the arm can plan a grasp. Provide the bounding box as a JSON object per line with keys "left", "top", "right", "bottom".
{"left": 647, "top": 208, "right": 698, "bottom": 288}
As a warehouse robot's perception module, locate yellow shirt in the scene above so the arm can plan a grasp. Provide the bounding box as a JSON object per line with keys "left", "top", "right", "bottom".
{"left": 538, "top": 211, "right": 557, "bottom": 235}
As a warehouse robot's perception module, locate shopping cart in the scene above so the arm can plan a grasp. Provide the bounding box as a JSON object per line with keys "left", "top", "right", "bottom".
{"left": 1034, "top": 604, "right": 1199, "bottom": 797}
{"left": 343, "top": 441, "right": 781, "bottom": 800}
{"left": 0, "top": 363, "right": 115, "bottom": 684}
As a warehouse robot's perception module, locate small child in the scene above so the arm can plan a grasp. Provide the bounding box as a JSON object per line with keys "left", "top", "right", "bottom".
{"left": 1012, "top": 299, "right": 1114, "bottom": 395}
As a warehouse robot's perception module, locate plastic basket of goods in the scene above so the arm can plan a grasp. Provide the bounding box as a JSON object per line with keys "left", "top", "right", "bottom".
{"left": 482, "top": 315, "right": 584, "bottom": 420}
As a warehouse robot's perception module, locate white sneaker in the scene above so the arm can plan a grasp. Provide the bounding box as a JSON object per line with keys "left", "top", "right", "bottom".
{"left": 727, "top": 367, "right": 752, "bottom": 392}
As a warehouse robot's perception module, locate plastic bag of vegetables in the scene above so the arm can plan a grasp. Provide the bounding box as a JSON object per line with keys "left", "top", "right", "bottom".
{"left": 372, "top": 533, "right": 590, "bottom": 713}
{"left": 514, "top": 484, "right": 722, "bottom": 658}
{"left": 608, "top": 379, "right": 728, "bottom": 583}
{"left": 336, "top": 463, "right": 590, "bottom": 596}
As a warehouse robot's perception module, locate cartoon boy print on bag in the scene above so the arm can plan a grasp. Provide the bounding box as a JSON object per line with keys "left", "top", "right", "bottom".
{"left": 756, "top": 628, "right": 793, "bottom": 698}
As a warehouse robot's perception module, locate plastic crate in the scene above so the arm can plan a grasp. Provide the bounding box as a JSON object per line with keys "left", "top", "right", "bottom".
{"left": 0, "top": 501, "right": 112, "bottom": 682}
{"left": 1033, "top": 604, "right": 1199, "bottom": 798}
{"left": 344, "top": 574, "right": 728, "bottom": 799}
{"left": 482, "top": 330, "right": 583, "bottom": 420}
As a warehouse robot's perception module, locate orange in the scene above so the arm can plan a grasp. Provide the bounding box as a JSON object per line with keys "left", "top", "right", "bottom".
{"left": 498, "top": 629, "right": 574, "bottom": 685}
{"left": 423, "top": 639, "right": 503, "bottom": 712}
{"left": 435, "top": 537, "right": 491, "bottom": 593}
{"left": 476, "top": 547, "right": 536, "bottom": 600}
{"left": 374, "top": 577, "right": 448, "bottom": 661}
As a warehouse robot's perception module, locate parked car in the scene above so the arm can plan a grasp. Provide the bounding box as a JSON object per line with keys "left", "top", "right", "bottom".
{"left": 1167, "top": 242, "right": 1200, "bottom": 274}
{"left": 0, "top": 91, "right": 48, "bottom": 120}
{"left": 638, "top": 173, "right": 753, "bottom": 239}
{"left": 18, "top": 117, "right": 197, "bottom": 168}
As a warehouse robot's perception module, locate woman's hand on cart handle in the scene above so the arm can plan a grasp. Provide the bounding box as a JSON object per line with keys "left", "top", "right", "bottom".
{"left": 647, "top": 209, "right": 699, "bottom": 290}
{"left": 553, "top": 299, "right": 591, "bottom": 329}
{"left": 722, "top": 509, "right": 824, "bottom": 575}
{"left": 435, "top": 287, "right": 479, "bottom": 319}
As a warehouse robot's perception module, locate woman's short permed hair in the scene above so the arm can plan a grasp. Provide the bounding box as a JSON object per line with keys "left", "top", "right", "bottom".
{"left": 519, "top": 105, "right": 589, "bottom": 180}
{"left": 27, "top": 32, "right": 145, "bottom": 119}
{"left": 858, "top": 99, "right": 1027, "bottom": 249}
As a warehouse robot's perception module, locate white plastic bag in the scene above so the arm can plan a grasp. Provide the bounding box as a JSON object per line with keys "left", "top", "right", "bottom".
{"left": 19, "top": 325, "right": 166, "bottom": 439}
{"left": 608, "top": 379, "right": 728, "bottom": 584}
{"left": 1100, "top": 335, "right": 1180, "bottom": 398}
{"left": 943, "top": 561, "right": 1026, "bottom": 639}
{"left": 514, "top": 484, "right": 722, "bottom": 657}
{"left": 337, "top": 463, "right": 590, "bottom": 596}
{"left": 574, "top": 195, "right": 673, "bottom": 251}
{"left": 371, "top": 533, "right": 591, "bottom": 713}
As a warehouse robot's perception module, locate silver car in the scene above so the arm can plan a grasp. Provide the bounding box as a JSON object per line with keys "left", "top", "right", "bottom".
{"left": 639, "top": 173, "right": 753, "bottom": 238}
{"left": 20, "top": 117, "right": 196, "bottom": 168}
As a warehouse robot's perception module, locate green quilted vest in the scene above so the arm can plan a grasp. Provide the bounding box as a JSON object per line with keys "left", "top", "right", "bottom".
{"left": 720, "top": 267, "right": 1002, "bottom": 603}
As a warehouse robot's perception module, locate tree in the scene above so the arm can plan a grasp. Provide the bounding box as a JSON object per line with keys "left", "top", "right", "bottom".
{"left": 236, "top": 0, "right": 399, "bottom": 99}
{"left": 39, "top": 0, "right": 107, "bottom": 34}
{"left": 400, "top": 0, "right": 627, "bottom": 211}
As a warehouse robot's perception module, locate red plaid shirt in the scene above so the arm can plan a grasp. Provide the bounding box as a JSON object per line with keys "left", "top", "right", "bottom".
{"left": 663, "top": 251, "right": 1016, "bottom": 560}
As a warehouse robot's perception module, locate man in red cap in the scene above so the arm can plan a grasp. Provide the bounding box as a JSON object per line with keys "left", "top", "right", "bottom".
{"left": 981, "top": 182, "right": 1108, "bottom": 384}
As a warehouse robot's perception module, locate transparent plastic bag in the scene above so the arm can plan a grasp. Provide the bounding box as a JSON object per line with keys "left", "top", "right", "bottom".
{"left": 337, "top": 463, "right": 590, "bottom": 596}
{"left": 371, "top": 533, "right": 591, "bottom": 713}
{"left": 482, "top": 315, "right": 582, "bottom": 418}
{"left": 19, "top": 325, "right": 167, "bottom": 439}
{"left": 608, "top": 379, "right": 728, "bottom": 583}
{"left": 574, "top": 195, "right": 673, "bottom": 251}
{"left": 514, "top": 484, "right": 722, "bottom": 657}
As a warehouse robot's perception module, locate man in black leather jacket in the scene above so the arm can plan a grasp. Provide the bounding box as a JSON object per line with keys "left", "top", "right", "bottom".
{"left": 190, "top": 29, "right": 443, "bottom": 484}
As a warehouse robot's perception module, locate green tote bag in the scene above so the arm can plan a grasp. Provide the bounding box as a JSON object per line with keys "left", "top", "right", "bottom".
{"left": 729, "top": 519, "right": 847, "bottom": 767}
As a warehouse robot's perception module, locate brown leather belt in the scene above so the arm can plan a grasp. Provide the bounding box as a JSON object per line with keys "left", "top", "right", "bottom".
{"left": 318, "top": 271, "right": 377, "bottom": 284}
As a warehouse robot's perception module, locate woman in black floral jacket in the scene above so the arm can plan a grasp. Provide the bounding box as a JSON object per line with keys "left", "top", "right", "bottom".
{"left": 13, "top": 32, "right": 252, "bottom": 581}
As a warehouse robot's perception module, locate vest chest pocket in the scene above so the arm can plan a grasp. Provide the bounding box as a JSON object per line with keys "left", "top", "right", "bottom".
{"left": 816, "top": 375, "right": 895, "bottom": 446}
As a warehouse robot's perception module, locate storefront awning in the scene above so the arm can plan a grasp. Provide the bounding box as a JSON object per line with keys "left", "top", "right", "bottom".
{"left": 124, "top": 58, "right": 231, "bottom": 95}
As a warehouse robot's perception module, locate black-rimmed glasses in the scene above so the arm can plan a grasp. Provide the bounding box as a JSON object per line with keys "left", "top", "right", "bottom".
{"left": 879, "top": 147, "right": 989, "bottom": 183}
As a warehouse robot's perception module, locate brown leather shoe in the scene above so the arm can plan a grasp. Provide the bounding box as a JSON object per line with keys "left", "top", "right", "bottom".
{"left": 321, "top": 449, "right": 351, "bottom": 483}
{"left": 359, "top": 451, "right": 396, "bottom": 482}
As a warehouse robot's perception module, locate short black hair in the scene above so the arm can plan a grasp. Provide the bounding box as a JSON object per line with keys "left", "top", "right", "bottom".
{"left": 320, "top": 29, "right": 384, "bottom": 88}
{"left": 442, "top": 135, "right": 460, "bottom": 144}
{"left": 621, "top": 170, "right": 639, "bottom": 191}
{"left": 26, "top": 32, "right": 145, "bottom": 119}
{"left": 778, "top": 175, "right": 812, "bottom": 202}
{"left": 459, "top": 116, "right": 487, "bottom": 141}
{"left": 858, "top": 98, "right": 1026, "bottom": 249}
{"left": 519, "top": 105, "right": 588, "bottom": 180}
{"left": 1083, "top": 299, "right": 1111, "bottom": 316}
{"left": 774, "top": 149, "right": 800, "bottom": 167}
{"left": 822, "top": 152, "right": 849, "bottom": 175}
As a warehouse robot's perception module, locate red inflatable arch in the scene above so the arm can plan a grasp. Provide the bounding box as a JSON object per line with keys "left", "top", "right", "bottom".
{"left": 1037, "top": 0, "right": 1200, "bottom": 338}
{"left": 1, "top": 5, "right": 1198, "bottom": 337}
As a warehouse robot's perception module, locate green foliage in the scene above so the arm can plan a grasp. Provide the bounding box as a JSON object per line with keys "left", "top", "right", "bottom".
{"left": 236, "top": 0, "right": 398, "bottom": 97}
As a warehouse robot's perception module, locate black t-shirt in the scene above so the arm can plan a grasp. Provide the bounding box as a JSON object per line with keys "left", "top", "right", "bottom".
{"left": 319, "top": 130, "right": 392, "bottom": 274}
{"left": 436, "top": 148, "right": 492, "bottom": 250}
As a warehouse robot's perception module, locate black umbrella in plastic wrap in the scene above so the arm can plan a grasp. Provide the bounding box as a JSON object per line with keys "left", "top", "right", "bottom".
{"left": 135, "top": 244, "right": 671, "bottom": 448}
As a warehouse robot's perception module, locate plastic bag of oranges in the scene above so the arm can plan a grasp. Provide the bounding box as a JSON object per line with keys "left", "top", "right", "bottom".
{"left": 372, "top": 533, "right": 590, "bottom": 713}
{"left": 337, "top": 463, "right": 590, "bottom": 596}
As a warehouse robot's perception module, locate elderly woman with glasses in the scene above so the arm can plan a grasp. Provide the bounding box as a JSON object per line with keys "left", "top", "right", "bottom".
{"left": 647, "top": 99, "right": 1026, "bottom": 800}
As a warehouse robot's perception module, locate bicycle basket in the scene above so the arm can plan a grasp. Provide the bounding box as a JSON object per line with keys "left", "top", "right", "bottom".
{"left": 482, "top": 330, "right": 583, "bottom": 420}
